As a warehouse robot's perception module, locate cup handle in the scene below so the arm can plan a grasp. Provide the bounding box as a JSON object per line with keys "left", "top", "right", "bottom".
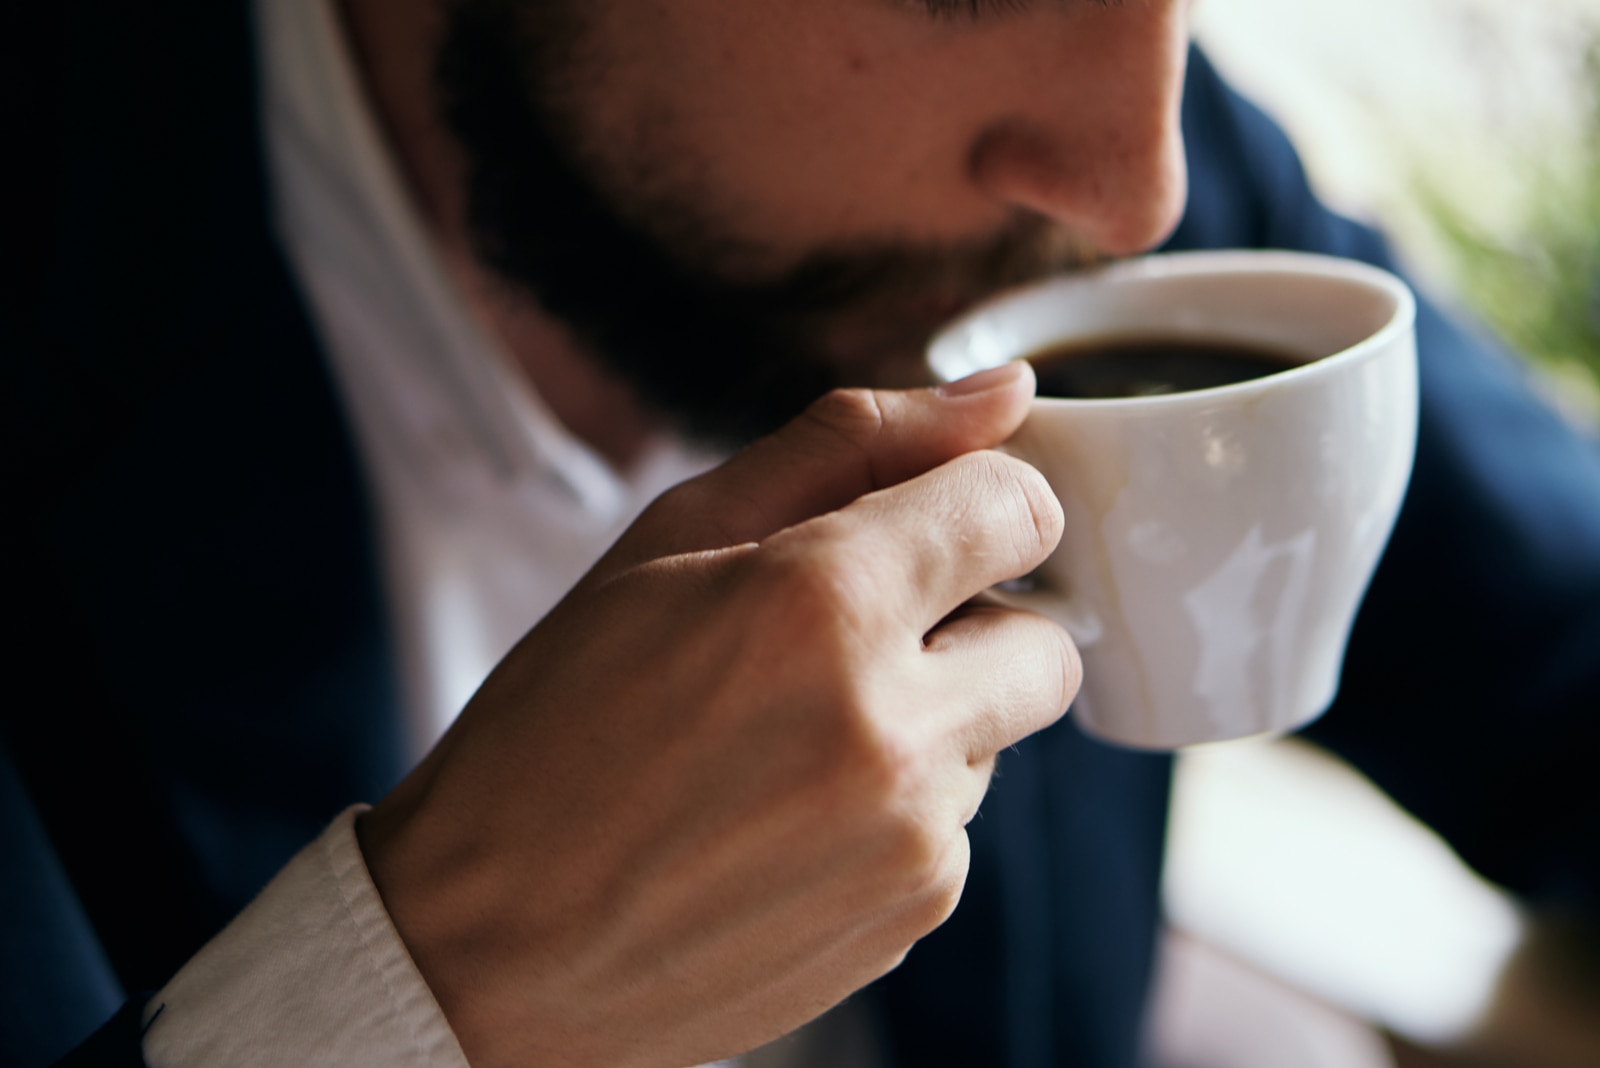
{"left": 986, "top": 577, "right": 1104, "bottom": 649}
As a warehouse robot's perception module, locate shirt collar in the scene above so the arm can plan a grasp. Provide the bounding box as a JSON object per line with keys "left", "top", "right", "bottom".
{"left": 254, "top": 0, "right": 649, "bottom": 516}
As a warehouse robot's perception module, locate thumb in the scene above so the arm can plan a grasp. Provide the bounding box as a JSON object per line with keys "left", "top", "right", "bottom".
{"left": 619, "top": 360, "right": 1036, "bottom": 563}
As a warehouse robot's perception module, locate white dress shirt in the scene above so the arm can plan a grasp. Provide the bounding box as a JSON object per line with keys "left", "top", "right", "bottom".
{"left": 140, "top": 1, "right": 884, "bottom": 1064}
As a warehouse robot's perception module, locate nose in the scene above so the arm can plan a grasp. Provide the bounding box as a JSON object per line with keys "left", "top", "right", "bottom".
{"left": 969, "top": 4, "right": 1190, "bottom": 258}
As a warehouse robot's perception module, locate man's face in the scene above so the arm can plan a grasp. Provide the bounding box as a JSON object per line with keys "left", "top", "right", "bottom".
{"left": 439, "top": 0, "right": 1191, "bottom": 443}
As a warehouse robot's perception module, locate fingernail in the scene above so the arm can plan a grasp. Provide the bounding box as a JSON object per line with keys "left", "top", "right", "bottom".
{"left": 936, "top": 361, "right": 1028, "bottom": 398}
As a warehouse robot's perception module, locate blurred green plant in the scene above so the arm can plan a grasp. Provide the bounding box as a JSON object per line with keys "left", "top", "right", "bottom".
{"left": 1414, "top": 40, "right": 1600, "bottom": 417}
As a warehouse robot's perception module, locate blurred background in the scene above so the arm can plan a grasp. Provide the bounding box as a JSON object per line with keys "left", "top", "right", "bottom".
{"left": 1195, "top": 0, "right": 1600, "bottom": 426}
{"left": 1151, "top": 2, "right": 1600, "bottom": 1066}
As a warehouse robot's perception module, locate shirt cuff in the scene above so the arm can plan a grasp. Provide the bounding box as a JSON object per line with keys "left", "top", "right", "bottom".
{"left": 141, "top": 805, "right": 469, "bottom": 1068}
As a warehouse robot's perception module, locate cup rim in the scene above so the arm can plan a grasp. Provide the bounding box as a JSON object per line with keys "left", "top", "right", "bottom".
{"left": 927, "top": 250, "right": 1418, "bottom": 409}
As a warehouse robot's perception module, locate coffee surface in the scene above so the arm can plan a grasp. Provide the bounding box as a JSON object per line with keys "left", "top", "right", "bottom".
{"left": 1026, "top": 336, "right": 1303, "bottom": 399}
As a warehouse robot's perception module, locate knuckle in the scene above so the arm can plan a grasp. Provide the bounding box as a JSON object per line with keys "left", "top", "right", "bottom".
{"left": 761, "top": 528, "right": 877, "bottom": 627}
{"left": 833, "top": 707, "right": 917, "bottom": 800}
{"left": 829, "top": 719, "right": 970, "bottom": 927}
{"left": 880, "top": 816, "right": 948, "bottom": 893}
{"left": 801, "top": 387, "right": 889, "bottom": 449}
{"left": 645, "top": 478, "right": 709, "bottom": 525}
{"left": 898, "top": 832, "right": 970, "bottom": 935}
{"left": 833, "top": 722, "right": 942, "bottom": 859}
{"left": 877, "top": 945, "right": 913, "bottom": 977}
{"left": 969, "top": 451, "right": 1064, "bottom": 560}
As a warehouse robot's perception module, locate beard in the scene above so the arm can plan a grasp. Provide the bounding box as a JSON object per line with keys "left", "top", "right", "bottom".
{"left": 436, "top": 0, "right": 1104, "bottom": 447}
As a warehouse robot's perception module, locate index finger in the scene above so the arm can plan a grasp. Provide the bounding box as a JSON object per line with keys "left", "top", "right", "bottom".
{"left": 766, "top": 448, "right": 1065, "bottom": 635}
{"left": 601, "top": 364, "right": 1037, "bottom": 578}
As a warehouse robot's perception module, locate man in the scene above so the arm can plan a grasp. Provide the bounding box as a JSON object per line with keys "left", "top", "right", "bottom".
{"left": 4, "top": 1, "right": 1598, "bottom": 1066}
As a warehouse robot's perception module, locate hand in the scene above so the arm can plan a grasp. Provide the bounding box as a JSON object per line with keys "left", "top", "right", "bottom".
{"left": 358, "top": 361, "right": 1080, "bottom": 1068}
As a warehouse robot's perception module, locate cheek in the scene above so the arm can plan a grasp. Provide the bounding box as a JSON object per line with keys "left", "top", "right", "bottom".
{"left": 567, "top": 1, "right": 1014, "bottom": 264}
{"left": 562, "top": 2, "right": 1191, "bottom": 268}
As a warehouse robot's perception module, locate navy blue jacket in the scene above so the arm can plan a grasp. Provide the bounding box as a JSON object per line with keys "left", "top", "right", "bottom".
{"left": 5, "top": 2, "right": 1598, "bottom": 1066}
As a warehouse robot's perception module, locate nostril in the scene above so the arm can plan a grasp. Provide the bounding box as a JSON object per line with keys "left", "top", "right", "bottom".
{"left": 970, "top": 117, "right": 1189, "bottom": 258}
{"left": 969, "top": 120, "right": 1073, "bottom": 210}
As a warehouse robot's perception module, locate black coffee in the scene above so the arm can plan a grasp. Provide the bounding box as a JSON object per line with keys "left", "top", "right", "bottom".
{"left": 1027, "top": 336, "right": 1304, "bottom": 399}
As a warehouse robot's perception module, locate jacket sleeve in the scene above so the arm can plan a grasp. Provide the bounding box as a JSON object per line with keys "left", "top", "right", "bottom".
{"left": 0, "top": 736, "right": 140, "bottom": 1067}
{"left": 1168, "top": 47, "right": 1600, "bottom": 912}
{"left": 53, "top": 1003, "right": 149, "bottom": 1068}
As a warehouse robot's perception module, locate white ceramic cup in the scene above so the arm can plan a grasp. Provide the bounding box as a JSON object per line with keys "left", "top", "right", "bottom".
{"left": 928, "top": 251, "right": 1418, "bottom": 749}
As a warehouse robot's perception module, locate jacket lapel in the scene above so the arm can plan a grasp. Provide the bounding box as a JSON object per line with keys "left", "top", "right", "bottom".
{"left": 13, "top": 0, "right": 406, "bottom": 989}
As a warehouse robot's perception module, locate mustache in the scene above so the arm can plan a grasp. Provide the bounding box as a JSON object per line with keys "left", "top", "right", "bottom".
{"left": 744, "top": 215, "right": 1108, "bottom": 323}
